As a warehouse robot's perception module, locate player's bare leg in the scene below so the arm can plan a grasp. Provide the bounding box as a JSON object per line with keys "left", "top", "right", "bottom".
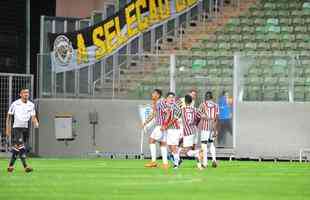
{"left": 18, "top": 145, "right": 33, "bottom": 172}
{"left": 160, "top": 141, "right": 169, "bottom": 169}
{"left": 201, "top": 141, "right": 208, "bottom": 168}
{"left": 180, "top": 147, "right": 204, "bottom": 170}
{"left": 144, "top": 138, "right": 158, "bottom": 168}
{"left": 209, "top": 142, "right": 218, "bottom": 168}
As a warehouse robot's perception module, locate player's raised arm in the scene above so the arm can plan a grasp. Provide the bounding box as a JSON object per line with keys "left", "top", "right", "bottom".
{"left": 142, "top": 111, "right": 155, "bottom": 128}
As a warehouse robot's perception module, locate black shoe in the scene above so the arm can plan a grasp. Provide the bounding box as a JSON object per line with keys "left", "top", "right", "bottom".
{"left": 212, "top": 161, "right": 218, "bottom": 168}
{"left": 178, "top": 158, "right": 183, "bottom": 166}
{"left": 7, "top": 166, "right": 14, "bottom": 173}
{"left": 25, "top": 167, "right": 33, "bottom": 173}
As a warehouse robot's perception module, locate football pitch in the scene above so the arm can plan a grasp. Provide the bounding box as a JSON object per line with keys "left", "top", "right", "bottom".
{"left": 0, "top": 159, "right": 309, "bottom": 200}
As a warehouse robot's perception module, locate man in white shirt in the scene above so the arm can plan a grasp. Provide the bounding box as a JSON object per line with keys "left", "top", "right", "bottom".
{"left": 5, "top": 88, "right": 39, "bottom": 173}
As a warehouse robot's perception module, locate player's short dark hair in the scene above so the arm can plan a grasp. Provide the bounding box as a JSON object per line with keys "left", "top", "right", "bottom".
{"left": 19, "top": 88, "right": 29, "bottom": 93}
{"left": 184, "top": 94, "right": 192, "bottom": 104}
{"left": 166, "top": 92, "right": 175, "bottom": 97}
{"left": 153, "top": 89, "right": 162, "bottom": 97}
{"left": 205, "top": 91, "right": 213, "bottom": 100}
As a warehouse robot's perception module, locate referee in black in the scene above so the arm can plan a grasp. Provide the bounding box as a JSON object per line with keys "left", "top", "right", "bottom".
{"left": 5, "top": 88, "right": 39, "bottom": 173}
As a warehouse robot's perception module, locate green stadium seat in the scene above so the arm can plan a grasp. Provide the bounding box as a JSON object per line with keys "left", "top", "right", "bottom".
{"left": 192, "top": 59, "right": 207, "bottom": 70}
{"left": 226, "top": 18, "right": 240, "bottom": 27}
{"left": 240, "top": 18, "right": 252, "bottom": 26}
{"left": 281, "top": 26, "right": 294, "bottom": 34}
{"left": 294, "top": 86, "right": 305, "bottom": 101}
{"left": 242, "top": 26, "right": 255, "bottom": 34}
{"left": 254, "top": 18, "right": 265, "bottom": 26}
{"left": 230, "top": 34, "right": 242, "bottom": 42}
{"left": 277, "top": 87, "right": 289, "bottom": 101}
{"left": 208, "top": 77, "right": 222, "bottom": 85}
{"left": 294, "top": 26, "right": 307, "bottom": 34}
{"left": 280, "top": 34, "right": 295, "bottom": 42}
{"left": 263, "top": 86, "right": 277, "bottom": 101}
{"left": 298, "top": 42, "right": 310, "bottom": 50}
{"left": 256, "top": 26, "right": 267, "bottom": 34}
{"left": 296, "top": 34, "right": 310, "bottom": 42}
{"left": 279, "top": 18, "right": 292, "bottom": 26}
{"left": 267, "top": 18, "right": 279, "bottom": 26}
{"left": 292, "top": 18, "right": 304, "bottom": 26}
{"left": 282, "top": 42, "right": 297, "bottom": 51}
{"left": 278, "top": 10, "right": 290, "bottom": 17}
{"left": 217, "top": 35, "right": 230, "bottom": 42}
{"left": 243, "top": 34, "right": 256, "bottom": 42}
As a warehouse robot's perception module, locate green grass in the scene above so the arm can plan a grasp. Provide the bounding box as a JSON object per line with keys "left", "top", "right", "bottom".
{"left": 0, "top": 159, "right": 309, "bottom": 200}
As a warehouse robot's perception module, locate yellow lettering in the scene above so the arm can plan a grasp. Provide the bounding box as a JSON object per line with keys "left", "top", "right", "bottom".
{"left": 92, "top": 26, "right": 107, "bottom": 60}
{"left": 175, "top": 0, "right": 186, "bottom": 12}
{"left": 77, "top": 34, "right": 88, "bottom": 64}
{"left": 149, "top": 0, "right": 159, "bottom": 23}
{"left": 162, "top": 0, "right": 171, "bottom": 18}
{"left": 135, "top": 0, "right": 149, "bottom": 31}
{"left": 104, "top": 19, "right": 117, "bottom": 53}
{"left": 125, "top": 3, "right": 139, "bottom": 38}
{"left": 114, "top": 16, "right": 128, "bottom": 45}
{"left": 187, "top": 0, "right": 197, "bottom": 6}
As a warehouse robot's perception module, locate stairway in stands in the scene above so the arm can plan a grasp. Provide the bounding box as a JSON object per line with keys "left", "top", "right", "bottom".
{"left": 157, "top": 0, "right": 310, "bottom": 102}
{"left": 104, "top": 0, "right": 257, "bottom": 99}
{"left": 100, "top": 0, "right": 310, "bottom": 101}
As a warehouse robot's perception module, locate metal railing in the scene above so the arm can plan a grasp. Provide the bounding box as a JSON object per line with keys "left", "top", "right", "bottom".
{"left": 0, "top": 73, "right": 34, "bottom": 153}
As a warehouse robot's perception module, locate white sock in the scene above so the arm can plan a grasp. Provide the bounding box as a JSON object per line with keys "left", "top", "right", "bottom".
{"left": 187, "top": 150, "right": 199, "bottom": 158}
{"left": 150, "top": 144, "right": 156, "bottom": 162}
{"left": 173, "top": 152, "right": 180, "bottom": 166}
{"left": 210, "top": 142, "right": 216, "bottom": 161}
{"left": 160, "top": 146, "right": 168, "bottom": 164}
{"left": 201, "top": 143, "right": 208, "bottom": 166}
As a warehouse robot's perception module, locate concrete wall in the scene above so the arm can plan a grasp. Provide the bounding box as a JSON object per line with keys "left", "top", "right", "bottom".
{"left": 36, "top": 99, "right": 310, "bottom": 158}
{"left": 235, "top": 102, "right": 310, "bottom": 158}
{"left": 37, "top": 99, "right": 149, "bottom": 157}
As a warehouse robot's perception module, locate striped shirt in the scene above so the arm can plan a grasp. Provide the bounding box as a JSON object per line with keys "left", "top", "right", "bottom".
{"left": 198, "top": 100, "right": 219, "bottom": 131}
{"left": 181, "top": 106, "right": 201, "bottom": 136}
{"left": 154, "top": 98, "right": 167, "bottom": 126}
{"left": 163, "top": 103, "right": 180, "bottom": 129}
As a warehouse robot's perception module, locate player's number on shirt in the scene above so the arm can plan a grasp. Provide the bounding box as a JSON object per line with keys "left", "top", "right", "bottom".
{"left": 185, "top": 111, "right": 194, "bottom": 123}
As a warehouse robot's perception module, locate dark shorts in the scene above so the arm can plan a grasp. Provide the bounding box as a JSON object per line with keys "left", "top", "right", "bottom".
{"left": 12, "top": 128, "right": 29, "bottom": 146}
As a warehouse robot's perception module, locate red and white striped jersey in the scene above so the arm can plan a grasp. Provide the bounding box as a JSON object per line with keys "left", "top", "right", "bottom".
{"left": 163, "top": 103, "right": 180, "bottom": 129}
{"left": 154, "top": 98, "right": 167, "bottom": 126}
{"left": 198, "top": 100, "right": 219, "bottom": 131}
{"left": 181, "top": 106, "right": 201, "bottom": 136}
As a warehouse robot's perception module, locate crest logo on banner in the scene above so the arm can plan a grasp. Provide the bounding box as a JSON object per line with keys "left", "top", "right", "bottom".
{"left": 53, "top": 35, "right": 74, "bottom": 67}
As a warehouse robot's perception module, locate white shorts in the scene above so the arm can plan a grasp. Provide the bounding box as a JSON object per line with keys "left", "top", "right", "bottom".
{"left": 200, "top": 130, "right": 214, "bottom": 143}
{"left": 150, "top": 126, "right": 167, "bottom": 142}
{"left": 167, "top": 129, "right": 180, "bottom": 146}
{"left": 183, "top": 134, "right": 195, "bottom": 148}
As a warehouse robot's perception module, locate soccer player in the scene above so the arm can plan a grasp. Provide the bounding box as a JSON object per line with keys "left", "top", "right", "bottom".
{"left": 161, "top": 92, "right": 181, "bottom": 168}
{"left": 198, "top": 91, "right": 219, "bottom": 168}
{"left": 142, "top": 89, "right": 169, "bottom": 169}
{"left": 178, "top": 94, "right": 204, "bottom": 170}
{"left": 5, "top": 88, "right": 39, "bottom": 173}
{"left": 180, "top": 89, "right": 199, "bottom": 150}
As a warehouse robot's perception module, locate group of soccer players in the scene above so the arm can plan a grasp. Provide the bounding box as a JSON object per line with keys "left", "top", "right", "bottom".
{"left": 141, "top": 89, "right": 219, "bottom": 170}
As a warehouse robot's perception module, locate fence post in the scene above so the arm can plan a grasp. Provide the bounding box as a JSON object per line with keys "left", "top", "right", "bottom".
{"left": 170, "top": 54, "right": 176, "bottom": 93}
